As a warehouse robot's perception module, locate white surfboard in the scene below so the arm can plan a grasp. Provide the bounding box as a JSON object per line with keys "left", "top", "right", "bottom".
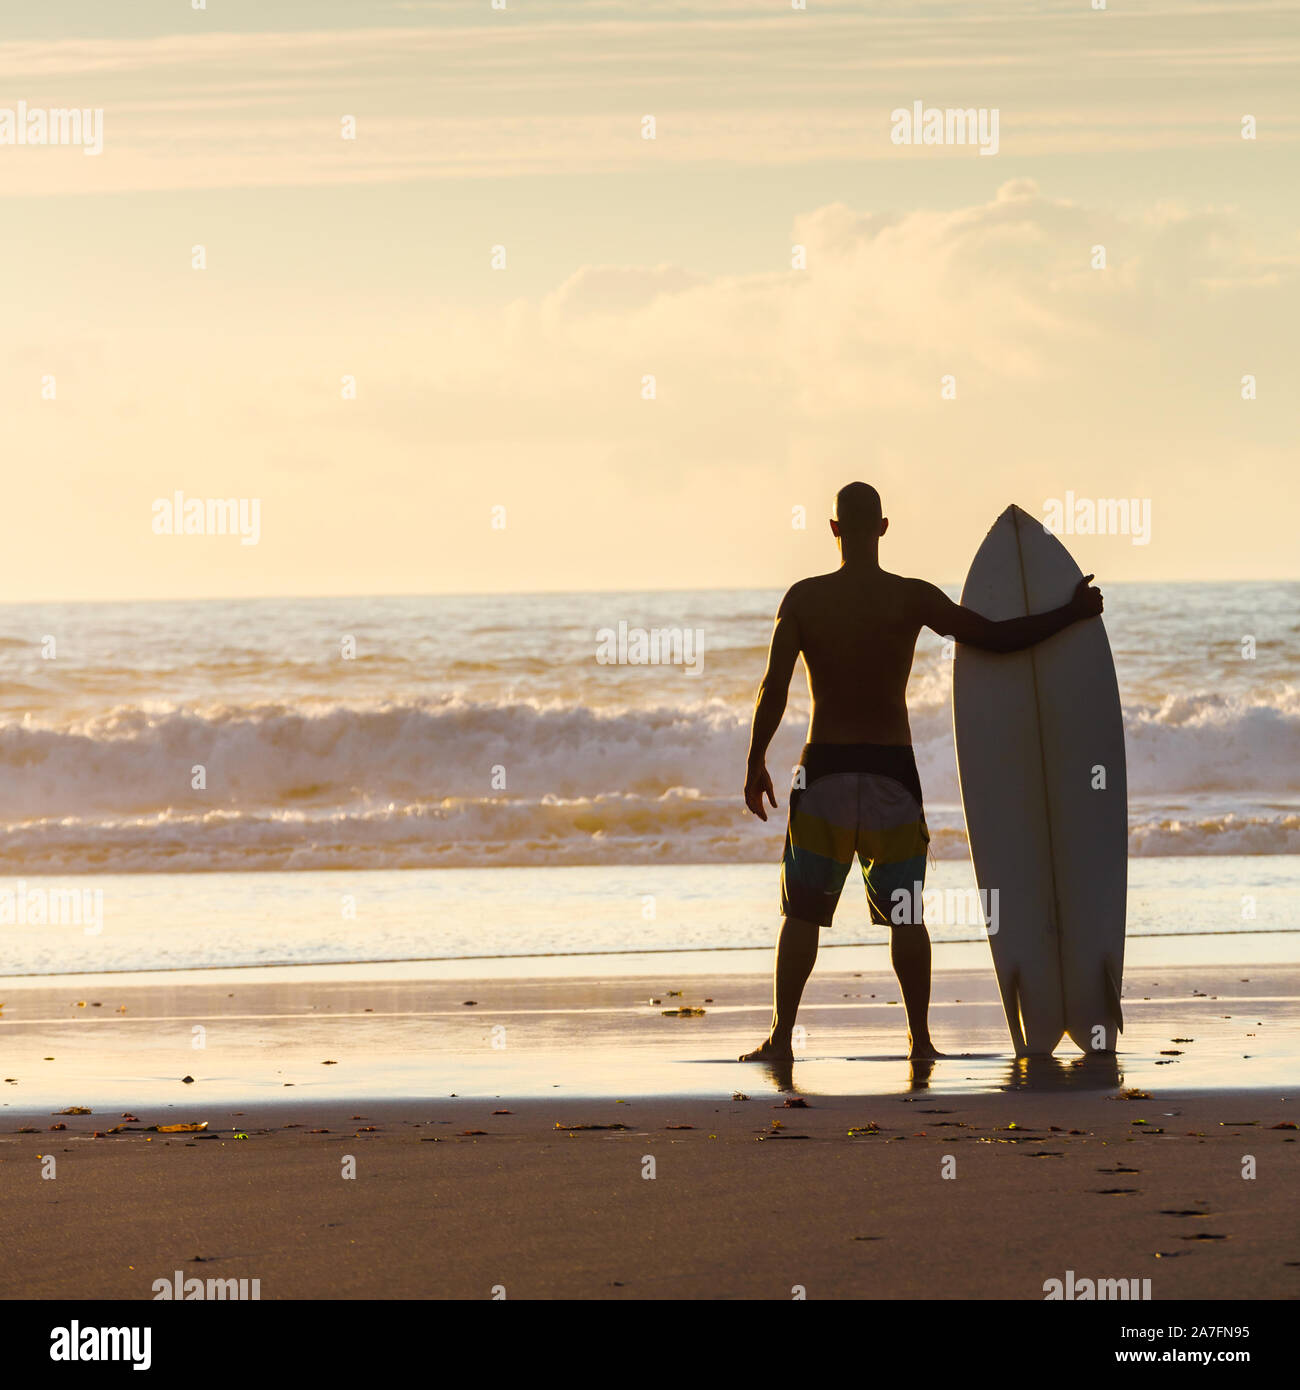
{"left": 952, "top": 504, "right": 1127, "bottom": 1056}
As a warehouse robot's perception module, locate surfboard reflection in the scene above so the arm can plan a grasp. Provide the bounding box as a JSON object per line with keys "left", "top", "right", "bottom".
{"left": 1001, "top": 1054, "right": 1121, "bottom": 1091}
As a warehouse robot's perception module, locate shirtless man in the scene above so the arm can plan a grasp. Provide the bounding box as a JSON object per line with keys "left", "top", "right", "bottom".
{"left": 741, "top": 482, "right": 1103, "bottom": 1061}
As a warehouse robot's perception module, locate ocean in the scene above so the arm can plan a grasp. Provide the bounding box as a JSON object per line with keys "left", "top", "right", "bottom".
{"left": 1, "top": 583, "right": 1296, "bottom": 975}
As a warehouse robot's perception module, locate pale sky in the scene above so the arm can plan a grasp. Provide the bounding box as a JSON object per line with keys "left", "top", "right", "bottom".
{"left": 2, "top": 0, "right": 1296, "bottom": 599}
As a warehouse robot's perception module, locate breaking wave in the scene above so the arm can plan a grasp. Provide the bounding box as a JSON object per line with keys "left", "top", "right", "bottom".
{"left": 0, "top": 691, "right": 1295, "bottom": 872}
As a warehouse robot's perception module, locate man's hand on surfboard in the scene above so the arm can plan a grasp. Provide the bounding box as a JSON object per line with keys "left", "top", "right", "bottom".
{"left": 744, "top": 761, "right": 777, "bottom": 821}
{"left": 1070, "top": 574, "right": 1104, "bottom": 620}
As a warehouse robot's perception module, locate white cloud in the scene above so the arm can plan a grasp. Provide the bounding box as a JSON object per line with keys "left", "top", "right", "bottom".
{"left": 1, "top": 6, "right": 1295, "bottom": 193}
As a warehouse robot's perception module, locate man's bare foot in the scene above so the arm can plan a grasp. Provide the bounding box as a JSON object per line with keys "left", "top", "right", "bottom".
{"left": 739, "top": 1037, "right": 794, "bottom": 1062}
{"left": 908, "top": 1037, "right": 946, "bottom": 1060}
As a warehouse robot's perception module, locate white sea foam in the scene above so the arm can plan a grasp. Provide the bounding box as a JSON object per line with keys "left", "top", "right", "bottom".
{"left": 0, "top": 690, "right": 1294, "bottom": 872}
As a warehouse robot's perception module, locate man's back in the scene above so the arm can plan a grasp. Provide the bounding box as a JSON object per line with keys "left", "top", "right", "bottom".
{"left": 785, "top": 566, "right": 923, "bottom": 745}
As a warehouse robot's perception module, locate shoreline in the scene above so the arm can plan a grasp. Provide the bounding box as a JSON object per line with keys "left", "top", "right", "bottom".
{"left": 1, "top": 957, "right": 1295, "bottom": 1110}
{"left": 4, "top": 923, "right": 1299, "bottom": 991}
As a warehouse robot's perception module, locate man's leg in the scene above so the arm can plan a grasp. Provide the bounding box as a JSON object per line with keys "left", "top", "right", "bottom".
{"left": 740, "top": 915, "right": 820, "bottom": 1061}
{"left": 863, "top": 823, "right": 943, "bottom": 1059}
{"left": 889, "top": 921, "right": 940, "bottom": 1060}
{"left": 745, "top": 770, "right": 852, "bottom": 1062}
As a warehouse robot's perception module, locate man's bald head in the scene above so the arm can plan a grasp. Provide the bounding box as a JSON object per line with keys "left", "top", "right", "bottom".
{"left": 832, "top": 482, "right": 883, "bottom": 538}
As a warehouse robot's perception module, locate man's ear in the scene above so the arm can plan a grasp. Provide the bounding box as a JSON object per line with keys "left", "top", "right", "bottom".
{"left": 880, "top": 517, "right": 889, "bottom": 538}
{"left": 829, "top": 519, "right": 841, "bottom": 538}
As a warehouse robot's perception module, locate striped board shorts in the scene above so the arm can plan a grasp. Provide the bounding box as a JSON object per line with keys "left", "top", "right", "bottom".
{"left": 780, "top": 743, "right": 930, "bottom": 928}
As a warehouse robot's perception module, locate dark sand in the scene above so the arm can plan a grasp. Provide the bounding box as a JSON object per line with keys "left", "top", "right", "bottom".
{"left": 2, "top": 961, "right": 1296, "bottom": 1299}
{"left": 3, "top": 1091, "right": 1297, "bottom": 1300}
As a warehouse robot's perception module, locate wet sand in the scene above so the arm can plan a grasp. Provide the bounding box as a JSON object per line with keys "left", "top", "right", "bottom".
{"left": 0, "top": 958, "right": 1296, "bottom": 1107}
{"left": 1, "top": 959, "right": 1296, "bottom": 1298}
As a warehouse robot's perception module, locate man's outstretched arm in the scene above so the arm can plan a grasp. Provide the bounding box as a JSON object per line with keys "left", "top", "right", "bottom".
{"left": 915, "top": 574, "right": 1103, "bottom": 653}
{"left": 744, "top": 591, "right": 802, "bottom": 821}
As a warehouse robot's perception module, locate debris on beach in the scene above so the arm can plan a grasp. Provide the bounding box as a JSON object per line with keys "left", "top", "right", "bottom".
{"left": 321, "top": 1060, "right": 338, "bottom": 1065}
{"left": 101, "top": 1120, "right": 209, "bottom": 1134}
{"left": 665, "top": 1124, "right": 694, "bottom": 1130}
{"left": 460, "top": 1129, "right": 487, "bottom": 1136}
{"left": 55, "top": 1106, "right": 92, "bottom": 1115}
{"left": 555, "top": 1122, "right": 631, "bottom": 1131}
{"left": 1271, "top": 1121, "right": 1298, "bottom": 1130}
{"left": 648, "top": 998, "right": 661, "bottom": 1005}
{"left": 1115, "top": 1088, "right": 1151, "bottom": 1100}
{"left": 661, "top": 1007, "right": 705, "bottom": 1017}
{"left": 848, "top": 1122, "right": 882, "bottom": 1136}
{"left": 49, "top": 1123, "right": 66, "bottom": 1131}
{"left": 731, "top": 1092, "right": 749, "bottom": 1101}
{"left": 462, "top": 1000, "right": 477, "bottom": 1006}
{"left": 181, "top": 1075, "right": 195, "bottom": 1084}
{"left": 779, "top": 1098, "right": 809, "bottom": 1108}
{"left": 492, "top": 1109, "right": 512, "bottom": 1115}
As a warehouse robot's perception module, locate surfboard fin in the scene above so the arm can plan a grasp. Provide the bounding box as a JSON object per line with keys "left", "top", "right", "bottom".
{"left": 1103, "top": 960, "right": 1124, "bottom": 1035}
{"left": 1002, "top": 970, "right": 1028, "bottom": 1057}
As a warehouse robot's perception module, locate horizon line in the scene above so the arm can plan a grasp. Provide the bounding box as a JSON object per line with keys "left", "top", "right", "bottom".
{"left": 0, "top": 576, "right": 1295, "bottom": 608}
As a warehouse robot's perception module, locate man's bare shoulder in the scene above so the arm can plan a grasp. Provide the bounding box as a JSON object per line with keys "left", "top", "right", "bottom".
{"left": 779, "top": 572, "right": 838, "bottom": 612}
{"left": 892, "top": 574, "right": 957, "bottom": 626}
